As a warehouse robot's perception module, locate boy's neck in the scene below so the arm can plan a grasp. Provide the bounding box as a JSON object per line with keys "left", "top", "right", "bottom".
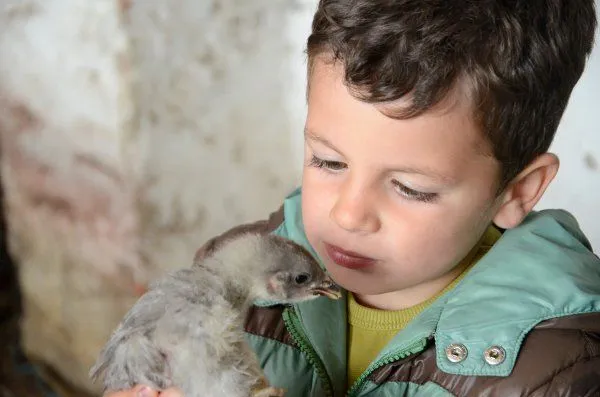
{"left": 353, "top": 258, "right": 471, "bottom": 311}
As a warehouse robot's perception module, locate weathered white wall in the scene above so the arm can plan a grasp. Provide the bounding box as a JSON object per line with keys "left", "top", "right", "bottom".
{"left": 0, "top": 0, "right": 302, "bottom": 393}
{"left": 0, "top": 2, "right": 140, "bottom": 393}
{"left": 536, "top": 4, "right": 600, "bottom": 251}
{"left": 125, "top": 0, "right": 302, "bottom": 279}
{"left": 288, "top": 0, "right": 600, "bottom": 251}
{"left": 285, "top": 0, "right": 317, "bottom": 175}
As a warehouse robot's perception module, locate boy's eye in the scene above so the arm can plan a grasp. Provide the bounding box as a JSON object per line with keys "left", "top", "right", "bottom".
{"left": 309, "top": 155, "right": 347, "bottom": 171}
{"left": 391, "top": 180, "right": 438, "bottom": 203}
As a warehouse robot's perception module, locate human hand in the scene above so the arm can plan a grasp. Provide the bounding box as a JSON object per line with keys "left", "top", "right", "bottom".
{"left": 103, "top": 385, "right": 183, "bottom": 397}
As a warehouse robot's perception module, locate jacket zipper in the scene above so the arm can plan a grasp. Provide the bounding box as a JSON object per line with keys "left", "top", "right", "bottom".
{"left": 282, "top": 306, "right": 335, "bottom": 397}
{"left": 346, "top": 337, "right": 429, "bottom": 397}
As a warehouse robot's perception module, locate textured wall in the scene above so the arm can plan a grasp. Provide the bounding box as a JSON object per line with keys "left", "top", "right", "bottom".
{"left": 536, "top": 3, "right": 600, "bottom": 251}
{"left": 0, "top": 0, "right": 302, "bottom": 393}
{"left": 125, "top": 0, "right": 301, "bottom": 276}
{"left": 0, "top": 1, "right": 139, "bottom": 392}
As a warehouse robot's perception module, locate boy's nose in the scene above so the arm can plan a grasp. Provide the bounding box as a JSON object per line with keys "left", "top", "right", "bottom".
{"left": 330, "top": 185, "right": 380, "bottom": 234}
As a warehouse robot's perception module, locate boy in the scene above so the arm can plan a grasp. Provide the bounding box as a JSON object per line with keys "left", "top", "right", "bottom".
{"left": 109, "top": 0, "right": 600, "bottom": 396}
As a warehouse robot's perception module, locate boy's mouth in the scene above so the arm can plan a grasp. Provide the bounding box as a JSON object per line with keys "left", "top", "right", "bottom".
{"left": 324, "top": 243, "right": 376, "bottom": 270}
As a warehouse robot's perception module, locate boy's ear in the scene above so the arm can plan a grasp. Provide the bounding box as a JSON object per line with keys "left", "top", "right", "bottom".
{"left": 493, "top": 153, "right": 559, "bottom": 229}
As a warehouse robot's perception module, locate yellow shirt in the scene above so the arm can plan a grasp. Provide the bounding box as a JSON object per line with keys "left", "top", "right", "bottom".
{"left": 347, "top": 225, "right": 502, "bottom": 387}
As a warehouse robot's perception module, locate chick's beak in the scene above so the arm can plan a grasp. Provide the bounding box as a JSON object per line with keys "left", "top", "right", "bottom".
{"left": 311, "top": 279, "right": 342, "bottom": 300}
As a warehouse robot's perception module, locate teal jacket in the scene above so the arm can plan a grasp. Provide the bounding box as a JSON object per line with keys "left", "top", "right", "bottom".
{"left": 200, "top": 189, "right": 600, "bottom": 396}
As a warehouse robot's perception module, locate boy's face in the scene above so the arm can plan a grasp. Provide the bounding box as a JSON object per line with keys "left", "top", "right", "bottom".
{"left": 301, "top": 58, "right": 504, "bottom": 307}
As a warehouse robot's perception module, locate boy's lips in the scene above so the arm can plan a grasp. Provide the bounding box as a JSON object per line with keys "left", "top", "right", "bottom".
{"left": 324, "top": 242, "right": 376, "bottom": 270}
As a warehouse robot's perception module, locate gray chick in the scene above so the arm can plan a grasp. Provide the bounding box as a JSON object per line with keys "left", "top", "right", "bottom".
{"left": 89, "top": 233, "right": 341, "bottom": 397}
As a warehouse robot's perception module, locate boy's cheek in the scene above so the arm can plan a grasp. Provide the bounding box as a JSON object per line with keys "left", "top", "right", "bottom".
{"left": 302, "top": 174, "right": 336, "bottom": 214}
{"left": 301, "top": 189, "right": 330, "bottom": 248}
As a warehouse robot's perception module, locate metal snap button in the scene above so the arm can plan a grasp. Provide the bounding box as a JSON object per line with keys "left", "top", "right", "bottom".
{"left": 484, "top": 346, "right": 506, "bottom": 365}
{"left": 445, "top": 343, "right": 468, "bottom": 363}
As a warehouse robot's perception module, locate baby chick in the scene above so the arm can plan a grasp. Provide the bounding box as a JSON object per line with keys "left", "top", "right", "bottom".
{"left": 89, "top": 233, "right": 341, "bottom": 397}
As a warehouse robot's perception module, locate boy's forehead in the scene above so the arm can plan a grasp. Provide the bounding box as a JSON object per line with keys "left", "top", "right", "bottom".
{"left": 306, "top": 58, "right": 494, "bottom": 161}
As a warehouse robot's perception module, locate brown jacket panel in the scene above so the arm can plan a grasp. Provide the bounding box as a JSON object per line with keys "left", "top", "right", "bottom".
{"left": 368, "top": 313, "right": 600, "bottom": 396}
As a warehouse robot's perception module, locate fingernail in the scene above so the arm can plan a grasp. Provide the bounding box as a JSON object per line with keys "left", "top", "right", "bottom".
{"left": 137, "top": 386, "right": 153, "bottom": 397}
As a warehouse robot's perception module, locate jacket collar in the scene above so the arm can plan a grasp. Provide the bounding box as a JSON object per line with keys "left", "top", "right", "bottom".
{"left": 433, "top": 209, "right": 600, "bottom": 376}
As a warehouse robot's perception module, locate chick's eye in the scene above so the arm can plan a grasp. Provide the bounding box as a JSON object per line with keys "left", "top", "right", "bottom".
{"left": 294, "top": 273, "right": 311, "bottom": 285}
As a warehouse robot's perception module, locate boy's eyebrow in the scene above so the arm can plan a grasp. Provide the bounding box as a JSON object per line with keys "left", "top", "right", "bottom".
{"left": 391, "top": 165, "right": 458, "bottom": 184}
{"left": 304, "top": 128, "right": 457, "bottom": 184}
{"left": 304, "top": 128, "right": 345, "bottom": 155}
